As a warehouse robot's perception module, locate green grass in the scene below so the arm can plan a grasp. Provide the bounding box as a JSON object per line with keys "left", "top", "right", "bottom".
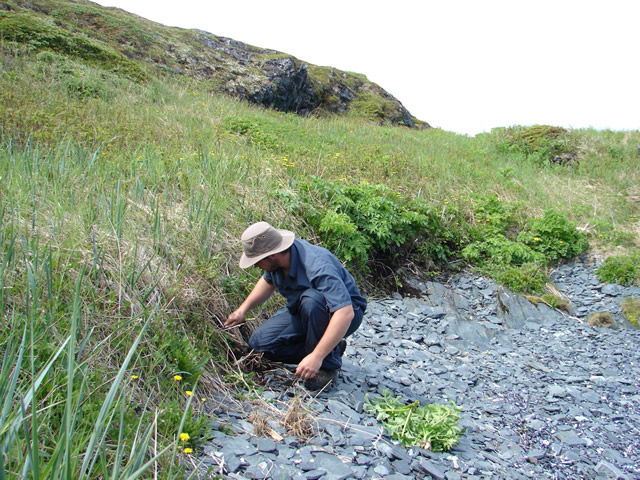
{"left": 1, "top": 22, "right": 640, "bottom": 479}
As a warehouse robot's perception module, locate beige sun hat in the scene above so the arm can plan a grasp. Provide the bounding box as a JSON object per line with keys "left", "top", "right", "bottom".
{"left": 238, "top": 221, "right": 295, "bottom": 269}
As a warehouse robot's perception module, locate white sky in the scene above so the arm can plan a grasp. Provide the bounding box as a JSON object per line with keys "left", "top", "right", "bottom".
{"left": 93, "top": 0, "right": 640, "bottom": 136}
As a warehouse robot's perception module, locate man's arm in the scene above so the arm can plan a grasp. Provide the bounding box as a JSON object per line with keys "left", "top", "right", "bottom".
{"left": 225, "top": 277, "right": 275, "bottom": 327}
{"left": 295, "top": 304, "right": 354, "bottom": 379}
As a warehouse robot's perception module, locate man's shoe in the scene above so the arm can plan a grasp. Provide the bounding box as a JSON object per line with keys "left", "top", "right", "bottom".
{"left": 338, "top": 339, "right": 347, "bottom": 357}
{"left": 304, "top": 368, "right": 339, "bottom": 391}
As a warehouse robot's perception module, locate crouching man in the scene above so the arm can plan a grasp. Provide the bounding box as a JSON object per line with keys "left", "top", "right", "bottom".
{"left": 225, "top": 221, "right": 366, "bottom": 390}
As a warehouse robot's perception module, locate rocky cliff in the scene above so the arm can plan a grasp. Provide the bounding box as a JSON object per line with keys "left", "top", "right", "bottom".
{"left": 0, "top": 0, "right": 428, "bottom": 128}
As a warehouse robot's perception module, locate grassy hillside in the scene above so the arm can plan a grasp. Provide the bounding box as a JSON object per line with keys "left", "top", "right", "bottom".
{"left": 1, "top": 4, "right": 640, "bottom": 479}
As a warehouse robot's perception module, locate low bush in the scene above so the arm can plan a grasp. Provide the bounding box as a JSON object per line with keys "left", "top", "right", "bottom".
{"left": 275, "top": 177, "right": 461, "bottom": 274}
{"left": 518, "top": 209, "right": 589, "bottom": 261}
{"left": 596, "top": 252, "right": 640, "bottom": 286}
{"left": 495, "top": 124, "right": 577, "bottom": 165}
{"left": 462, "top": 196, "right": 587, "bottom": 294}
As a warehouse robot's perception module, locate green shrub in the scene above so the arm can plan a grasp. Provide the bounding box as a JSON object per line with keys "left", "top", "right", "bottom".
{"left": 462, "top": 235, "right": 545, "bottom": 266}
{"left": 469, "top": 194, "right": 521, "bottom": 237}
{"left": 497, "top": 125, "right": 576, "bottom": 164}
{"left": 364, "top": 389, "right": 462, "bottom": 452}
{"left": 518, "top": 209, "right": 589, "bottom": 261}
{"left": 596, "top": 252, "right": 640, "bottom": 286}
{"left": 275, "top": 177, "right": 459, "bottom": 273}
{"left": 223, "top": 115, "right": 280, "bottom": 150}
{"left": 484, "top": 262, "right": 548, "bottom": 294}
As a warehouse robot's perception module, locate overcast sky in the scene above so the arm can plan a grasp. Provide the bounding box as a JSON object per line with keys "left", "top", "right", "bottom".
{"left": 93, "top": 0, "right": 639, "bottom": 136}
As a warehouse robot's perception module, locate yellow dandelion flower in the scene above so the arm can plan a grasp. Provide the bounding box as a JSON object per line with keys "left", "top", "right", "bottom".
{"left": 179, "top": 433, "right": 190, "bottom": 442}
{"left": 173, "top": 375, "right": 182, "bottom": 381}
{"left": 185, "top": 391, "right": 193, "bottom": 396}
{"left": 131, "top": 375, "right": 139, "bottom": 380}
{"left": 534, "top": 237, "right": 540, "bottom": 242}
{"left": 184, "top": 448, "right": 193, "bottom": 454}
{"left": 201, "top": 398, "right": 206, "bottom": 403}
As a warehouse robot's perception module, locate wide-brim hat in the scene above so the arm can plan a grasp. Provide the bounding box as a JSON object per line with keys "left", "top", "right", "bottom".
{"left": 239, "top": 221, "right": 295, "bottom": 269}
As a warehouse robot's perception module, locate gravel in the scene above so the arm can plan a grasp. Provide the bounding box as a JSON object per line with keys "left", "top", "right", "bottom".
{"left": 196, "top": 260, "right": 640, "bottom": 479}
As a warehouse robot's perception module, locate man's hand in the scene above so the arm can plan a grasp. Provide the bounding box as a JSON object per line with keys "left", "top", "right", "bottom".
{"left": 295, "top": 352, "right": 323, "bottom": 379}
{"left": 225, "top": 309, "right": 246, "bottom": 328}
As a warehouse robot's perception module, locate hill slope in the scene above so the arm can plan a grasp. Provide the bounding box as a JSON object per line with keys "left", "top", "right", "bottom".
{"left": 0, "top": 0, "right": 428, "bottom": 127}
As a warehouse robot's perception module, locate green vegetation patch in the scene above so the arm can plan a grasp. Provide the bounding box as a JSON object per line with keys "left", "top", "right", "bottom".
{"left": 462, "top": 195, "right": 588, "bottom": 293}
{"left": 275, "top": 177, "right": 461, "bottom": 274}
{"left": 496, "top": 124, "right": 577, "bottom": 165}
{"left": 364, "top": 389, "right": 463, "bottom": 452}
{"left": 0, "top": 11, "right": 146, "bottom": 80}
{"left": 596, "top": 251, "right": 640, "bottom": 286}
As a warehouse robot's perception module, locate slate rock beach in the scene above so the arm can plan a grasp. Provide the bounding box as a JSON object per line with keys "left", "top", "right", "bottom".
{"left": 197, "top": 260, "right": 640, "bottom": 479}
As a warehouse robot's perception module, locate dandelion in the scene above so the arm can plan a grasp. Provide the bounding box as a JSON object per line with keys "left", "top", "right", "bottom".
{"left": 173, "top": 375, "right": 182, "bottom": 381}
{"left": 131, "top": 375, "right": 139, "bottom": 380}
{"left": 184, "top": 448, "right": 193, "bottom": 454}
{"left": 534, "top": 237, "right": 540, "bottom": 242}
{"left": 185, "top": 390, "right": 193, "bottom": 396}
{"left": 179, "top": 432, "right": 190, "bottom": 442}
{"left": 201, "top": 398, "right": 206, "bottom": 403}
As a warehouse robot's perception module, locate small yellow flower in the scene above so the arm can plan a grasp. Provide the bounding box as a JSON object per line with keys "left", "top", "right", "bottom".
{"left": 534, "top": 237, "right": 540, "bottom": 242}
{"left": 131, "top": 375, "right": 139, "bottom": 380}
{"left": 185, "top": 391, "right": 193, "bottom": 396}
{"left": 201, "top": 398, "right": 206, "bottom": 403}
{"left": 184, "top": 448, "right": 193, "bottom": 454}
{"left": 179, "top": 432, "right": 190, "bottom": 442}
{"left": 173, "top": 375, "right": 182, "bottom": 381}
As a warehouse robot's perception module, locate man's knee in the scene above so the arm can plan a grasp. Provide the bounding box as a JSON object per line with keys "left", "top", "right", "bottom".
{"left": 248, "top": 333, "right": 262, "bottom": 352}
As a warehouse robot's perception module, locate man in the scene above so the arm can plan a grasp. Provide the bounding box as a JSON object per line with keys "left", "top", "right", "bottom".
{"left": 226, "top": 221, "right": 366, "bottom": 390}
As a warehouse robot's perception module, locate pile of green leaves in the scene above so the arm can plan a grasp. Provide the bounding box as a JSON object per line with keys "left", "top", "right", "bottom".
{"left": 275, "top": 176, "right": 461, "bottom": 273}
{"left": 364, "top": 389, "right": 463, "bottom": 452}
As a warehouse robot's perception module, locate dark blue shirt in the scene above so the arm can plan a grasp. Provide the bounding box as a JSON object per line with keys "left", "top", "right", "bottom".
{"left": 263, "top": 239, "right": 366, "bottom": 314}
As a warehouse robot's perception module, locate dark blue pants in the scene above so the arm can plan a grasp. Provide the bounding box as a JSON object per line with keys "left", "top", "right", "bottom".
{"left": 248, "top": 289, "right": 363, "bottom": 370}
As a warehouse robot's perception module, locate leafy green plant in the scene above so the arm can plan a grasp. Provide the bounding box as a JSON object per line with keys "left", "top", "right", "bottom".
{"left": 483, "top": 262, "right": 548, "bottom": 294}
{"left": 518, "top": 209, "right": 589, "bottom": 261}
{"left": 596, "top": 252, "right": 640, "bottom": 286}
{"left": 364, "top": 389, "right": 463, "bottom": 452}
{"left": 462, "top": 235, "right": 545, "bottom": 266}
{"left": 276, "top": 177, "right": 459, "bottom": 273}
{"left": 463, "top": 199, "right": 587, "bottom": 294}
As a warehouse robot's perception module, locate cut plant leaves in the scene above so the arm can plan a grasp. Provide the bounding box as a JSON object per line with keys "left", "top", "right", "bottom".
{"left": 364, "top": 389, "right": 463, "bottom": 452}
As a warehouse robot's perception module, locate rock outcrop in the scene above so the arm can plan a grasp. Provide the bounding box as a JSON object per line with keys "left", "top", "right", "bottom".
{"left": 4, "top": 0, "right": 429, "bottom": 128}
